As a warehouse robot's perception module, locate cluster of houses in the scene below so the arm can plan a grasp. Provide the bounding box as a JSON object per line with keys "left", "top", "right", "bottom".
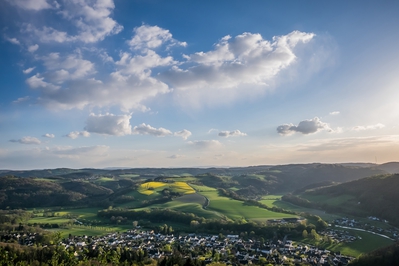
{"left": 319, "top": 229, "right": 359, "bottom": 243}
{"left": 58, "top": 230, "right": 353, "bottom": 265}
{"left": 0, "top": 232, "right": 39, "bottom": 246}
{"left": 333, "top": 217, "right": 399, "bottom": 240}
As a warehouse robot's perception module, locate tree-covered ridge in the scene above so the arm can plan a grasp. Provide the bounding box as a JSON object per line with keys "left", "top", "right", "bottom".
{"left": 0, "top": 176, "right": 86, "bottom": 208}
{"left": 295, "top": 174, "right": 399, "bottom": 224}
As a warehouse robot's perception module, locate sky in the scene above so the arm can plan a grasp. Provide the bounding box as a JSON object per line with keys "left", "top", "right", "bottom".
{"left": 1, "top": 0, "right": 399, "bottom": 170}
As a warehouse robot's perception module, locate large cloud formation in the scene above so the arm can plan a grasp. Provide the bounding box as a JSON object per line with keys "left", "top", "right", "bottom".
{"left": 19, "top": 15, "right": 314, "bottom": 111}
{"left": 277, "top": 117, "right": 331, "bottom": 135}
{"left": 85, "top": 113, "right": 132, "bottom": 136}
{"left": 160, "top": 31, "right": 315, "bottom": 106}
{"left": 22, "top": 0, "right": 123, "bottom": 43}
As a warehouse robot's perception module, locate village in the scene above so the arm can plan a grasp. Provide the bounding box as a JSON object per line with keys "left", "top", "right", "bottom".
{"left": 1, "top": 228, "right": 355, "bottom": 265}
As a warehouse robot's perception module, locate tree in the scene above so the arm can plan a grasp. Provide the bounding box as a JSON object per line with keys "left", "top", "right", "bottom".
{"left": 302, "top": 230, "right": 308, "bottom": 238}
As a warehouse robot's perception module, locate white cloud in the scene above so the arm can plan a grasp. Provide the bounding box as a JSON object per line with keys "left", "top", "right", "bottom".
{"left": 160, "top": 30, "right": 315, "bottom": 107}
{"left": 26, "top": 74, "right": 59, "bottom": 91}
{"left": 9, "top": 136, "right": 41, "bottom": 145}
{"left": 42, "top": 133, "right": 55, "bottom": 138}
{"left": 329, "top": 111, "right": 340, "bottom": 115}
{"left": 174, "top": 129, "right": 192, "bottom": 140}
{"left": 128, "top": 25, "right": 186, "bottom": 51}
{"left": 25, "top": 0, "right": 122, "bottom": 43}
{"left": 188, "top": 140, "right": 222, "bottom": 149}
{"left": 42, "top": 53, "right": 96, "bottom": 83}
{"left": 22, "top": 27, "right": 315, "bottom": 113}
{"left": 132, "top": 123, "right": 172, "bottom": 137}
{"left": 351, "top": 123, "right": 385, "bottom": 131}
{"left": 65, "top": 131, "right": 90, "bottom": 139}
{"left": 5, "top": 37, "right": 20, "bottom": 45}
{"left": 115, "top": 50, "right": 175, "bottom": 77}
{"left": 12, "top": 96, "right": 30, "bottom": 104}
{"left": 218, "top": 130, "right": 247, "bottom": 137}
{"left": 31, "top": 50, "right": 171, "bottom": 111}
{"left": 9, "top": 0, "right": 52, "bottom": 10}
{"left": 23, "top": 67, "right": 36, "bottom": 74}
{"left": 28, "top": 44, "right": 39, "bottom": 52}
{"left": 277, "top": 117, "right": 331, "bottom": 135}
{"left": 85, "top": 113, "right": 132, "bottom": 136}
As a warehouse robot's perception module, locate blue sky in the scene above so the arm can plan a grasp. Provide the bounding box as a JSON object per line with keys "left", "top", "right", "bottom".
{"left": 1, "top": 0, "right": 399, "bottom": 169}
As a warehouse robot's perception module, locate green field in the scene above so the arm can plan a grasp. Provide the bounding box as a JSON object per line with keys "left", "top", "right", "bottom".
{"left": 196, "top": 189, "right": 297, "bottom": 221}
{"left": 118, "top": 174, "right": 140, "bottom": 178}
{"left": 49, "top": 224, "right": 133, "bottom": 238}
{"left": 301, "top": 228, "right": 394, "bottom": 257}
{"left": 259, "top": 195, "right": 340, "bottom": 221}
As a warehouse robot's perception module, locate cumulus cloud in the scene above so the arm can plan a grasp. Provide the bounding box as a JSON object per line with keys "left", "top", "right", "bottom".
{"left": 30, "top": 49, "right": 171, "bottom": 111}
{"left": 23, "top": 67, "right": 35, "bottom": 74}
{"left": 160, "top": 30, "right": 315, "bottom": 106}
{"left": 65, "top": 131, "right": 90, "bottom": 139}
{"left": 26, "top": 74, "right": 59, "bottom": 91}
{"left": 42, "top": 133, "right": 55, "bottom": 138}
{"left": 85, "top": 113, "right": 132, "bottom": 136}
{"left": 21, "top": 26, "right": 315, "bottom": 112}
{"left": 128, "top": 25, "right": 187, "bottom": 51}
{"left": 351, "top": 123, "right": 385, "bottom": 131}
{"left": 132, "top": 123, "right": 172, "bottom": 137}
{"left": 9, "top": 136, "right": 41, "bottom": 144}
{"left": 174, "top": 129, "right": 192, "bottom": 140}
{"left": 24, "top": 0, "right": 122, "bottom": 43}
{"left": 5, "top": 37, "right": 20, "bottom": 45}
{"left": 28, "top": 44, "right": 39, "bottom": 52}
{"left": 188, "top": 140, "right": 222, "bottom": 149}
{"left": 41, "top": 52, "right": 96, "bottom": 83}
{"left": 277, "top": 117, "right": 331, "bottom": 135}
{"left": 218, "top": 130, "right": 247, "bottom": 137}
{"left": 8, "top": 0, "right": 52, "bottom": 10}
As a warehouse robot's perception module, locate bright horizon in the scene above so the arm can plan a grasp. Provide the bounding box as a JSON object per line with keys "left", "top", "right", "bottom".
{"left": 1, "top": 0, "right": 399, "bottom": 170}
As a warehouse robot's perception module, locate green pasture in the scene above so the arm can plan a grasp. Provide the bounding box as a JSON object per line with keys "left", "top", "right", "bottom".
{"left": 260, "top": 195, "right": 340, "bottom": 221}
{"left": 50, "top": 224, "right": 133, "bottom": 238}
{"left": 29, "top": 216, "right": 73, "bottom": 224}
{"left": 142, "top": 193, "right": 219, "bottom": 219}
{"left": 28, "top": 207, "right": 105, "bottom": 226}
{"left": 95, "top": 177, "right": 114, "bottom": 182}
{"left": 199, "top": 190, "right": 297, "bottom": 221}
{"left": 302, "top": 228, "right": 394, "bottom": 257}
{"left": 119, "top": 174, "right": 140, "bottom": 178}
{"left": 190, "top": 184, "right": 217, "bottom": 193}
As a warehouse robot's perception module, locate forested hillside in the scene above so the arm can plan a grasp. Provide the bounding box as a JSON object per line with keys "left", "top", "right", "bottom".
{"left": 296, "top": 174, "right": 399, "bottom": 224}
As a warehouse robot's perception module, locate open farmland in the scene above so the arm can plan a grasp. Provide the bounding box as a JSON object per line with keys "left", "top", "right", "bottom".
{"left": 138, "top": 181, "right": 195, "bottom": 195}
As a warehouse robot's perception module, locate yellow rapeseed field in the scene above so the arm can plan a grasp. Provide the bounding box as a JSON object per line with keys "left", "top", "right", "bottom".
{"left": 138, "top": 181, "right": 195, "bottom": 195}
